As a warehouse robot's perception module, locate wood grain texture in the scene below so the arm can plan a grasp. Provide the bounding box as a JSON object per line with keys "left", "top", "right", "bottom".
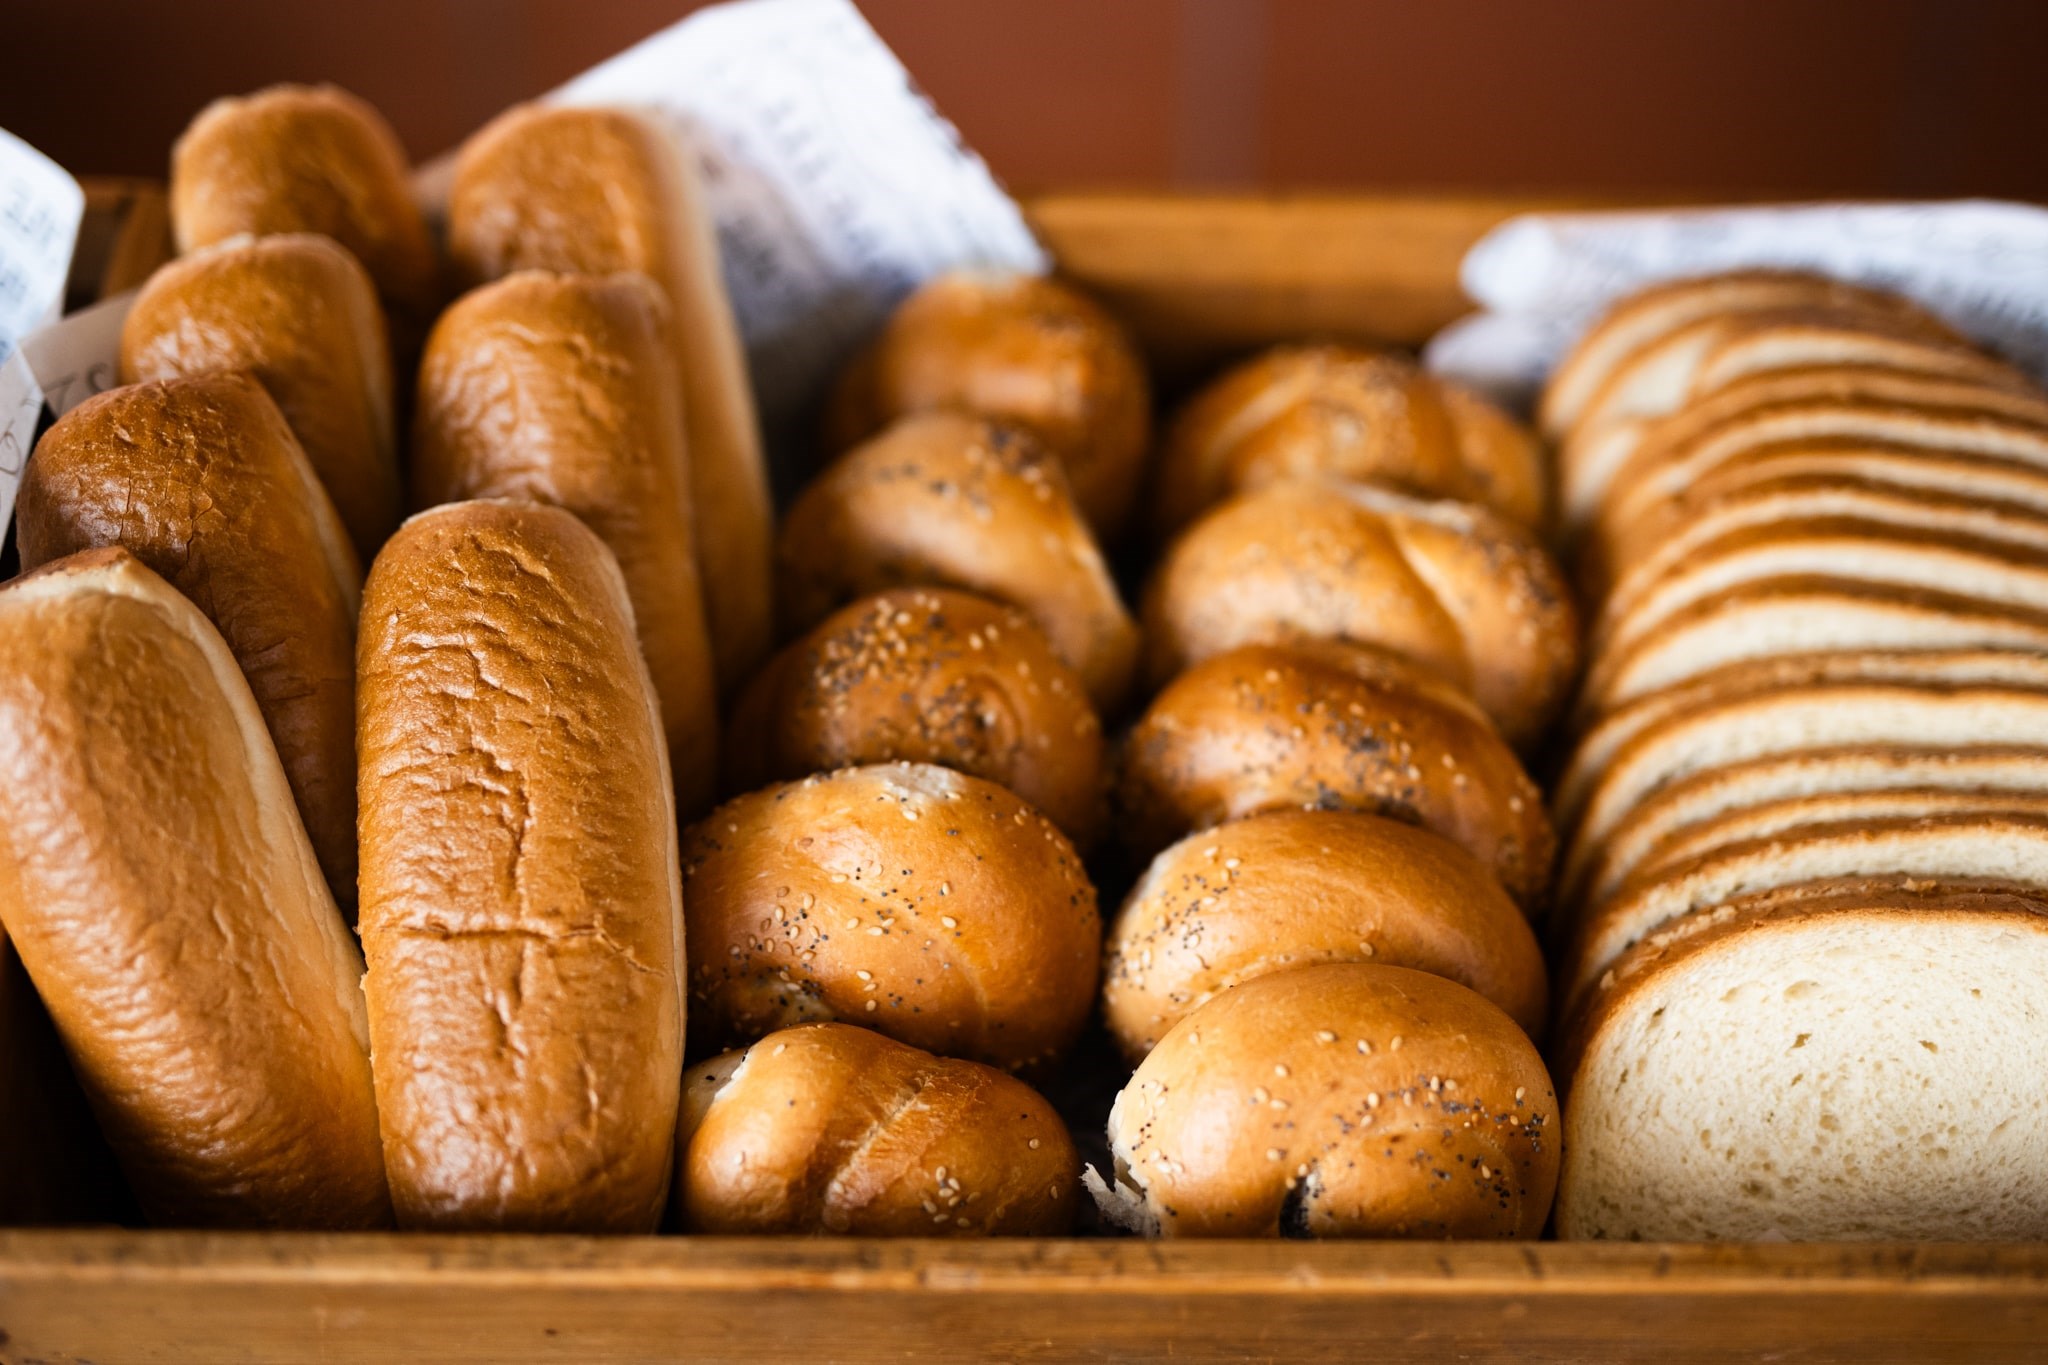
{"left": 0, "top": 1232, "right": 2044, "bottom": 1362}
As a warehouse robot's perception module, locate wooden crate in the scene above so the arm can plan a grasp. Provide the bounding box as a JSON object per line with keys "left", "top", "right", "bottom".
{"left": 4, "top": 186, "right": 2045, "bottom": 1364}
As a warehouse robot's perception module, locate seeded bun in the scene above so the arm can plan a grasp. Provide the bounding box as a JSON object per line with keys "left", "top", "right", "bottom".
{"left": 1153, "top": 344, "right": 1547, "bottom": 536}
{"left": 678, "top": 1023, "right": 1079, "bottom": 1235}
{"left": 823, "top": 270, "right": 1151, "bottom": 537}
{"left": 1116, "top": 642, "right": 1552, "bottom": 911}
{"left": 1103, "top": 810, "right": 1547, "bottom": 1062}
{"left": 1142, "top": 480, "right": 1578, "bottom": 748}
{"left": 1087, "top": 964, "right": 1559, "bottom": 1238}
{"left": 727, "top": 588, "right": 1103, "bottom": 842}
{"left": 778, "top": 412, "right": 1138, "bottom": 710}
{"left": 682, "top": 762, "right": 1101, "bottom": 1072}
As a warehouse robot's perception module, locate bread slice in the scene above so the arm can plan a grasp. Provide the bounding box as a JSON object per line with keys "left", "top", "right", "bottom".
{"left": 1578, "top": 578, "right": 2048, "bottom": 719}
{"left": 1595, "top": 520, "right": 2048, "bottom": 668}
{"left": 1556, "top": 881, "right": 2048, "bottom": 1241}
{"left": 1538, "top": 271, "right": 1955, "bottom": 442}
{"left": 1562, "top": 813, "right": 2048, "bottom": 1006}
{"left": 1632, "top": 789, "right": 2048, "bottom": 890}
{"left": 1568, "top": 745, "right": 2048, "bottom": 908}
{"left": 1594, "top": 474, "right": 2048, "bottom": 615}
{"left": 1568, "top": 366, "right": 2048, "bottom": 543}
{"left": 1591, "top": 379, "right": 2048, "bottom": 549}
{"left": 1557, "top": 657, "right": 2048, "bottom": 889}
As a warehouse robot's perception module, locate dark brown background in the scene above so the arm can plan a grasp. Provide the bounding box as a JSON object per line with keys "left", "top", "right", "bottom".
{"left": 5, "top": 0, "right": 2046, "bottom": 198}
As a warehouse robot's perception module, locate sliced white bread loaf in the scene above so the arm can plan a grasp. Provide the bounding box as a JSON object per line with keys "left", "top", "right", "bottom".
{"left": 1566, "top": 746, "right": 2048, "bottom": 908}
{"left": 1578, "top": 579, "right": 2048, "bottom": 719}
{"left": 1538, "top": 271, "right": 1957, "bottom": 443}
{"left": 1556, "top": 881, "right": 2048, "bottom": 1241}
{"left": 1561, "top": 812, "right": 2048, "bottom": 1007}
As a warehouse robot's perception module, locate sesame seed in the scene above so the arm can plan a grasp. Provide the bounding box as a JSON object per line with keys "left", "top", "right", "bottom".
{"left": 939, "top": 882, "right": 952, "bottom": 896}
{"left": 1357, "top": 1040, "right": 1372, "bottom": 1054}
{"left": 936, "top": 1167, "right": 948, "bottom": 1180}
{"left": 855, "top": 970, "right": 873, "bottom": 981}
{"left": 1315, "top": 1030, "right": 1337, "bottom": 1044}
{"left": 941, "top": 915, "right": 959, "bottom": 929}
{"left": 1251, "top": 1086, "right": 1270, "bottom": 1104}
{"left": 1366, "top": 1092, "right": 1380, "bottom": 1108}
{"left": 1514, "top": 1087, "right": 1526, "bottom": 1102}
{"left": 1028, "top": 1138, "right": 1041, "bottom": 1150}
{"left": 866, "top": 927, "right": 885, "bottom": 936}
{"left": 1390, "top": 1036, "right": 1404, "bottom": 1051}
{"left": 1273, "top": 1064, "right": 1290, "bottom": 1078}
{"left": 865, "top": 1000, "right": 878, "bottom": 1011}
{"left": 1265, "top": 1148, "right": 1283, "bottom": 1161}
{"left": 1480, "top": 1164, "right": 1493, "bottom": 1179}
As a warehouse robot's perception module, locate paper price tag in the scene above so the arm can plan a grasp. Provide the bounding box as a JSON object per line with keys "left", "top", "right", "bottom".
{"left": 0, "top": 127, "right": 84, "bottom": 363}
{"left": 21, "top": 289, "right": 132, "bottom": 417}
{"left": 1426, "top": 199, "right": 2048, "bottom": 411}
{"left": 0, "top": 348, "right": 41, "bottom": 533}
{"left": 421, "top": 0, "right": 1046, "bottom": 436}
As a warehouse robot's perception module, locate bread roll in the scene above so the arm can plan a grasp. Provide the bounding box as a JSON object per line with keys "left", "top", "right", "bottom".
{"left": 824, "top": 270, "right": 1151, "bottom": 536}
{"left": 1567, "top": 745, "right": 2048, "bottom": 909}
{"left": 412, "top": 270, "right": 719, "bottom": 816}
{"left": 779, "top": 412, "right": 1139, "bottom": 711}
{"left": 727, "top": 588, "right": 1103, "bottom": 842}
{"left": 1557, "top": 881, "right": 2048, "bottom": 1240}
{"left": 357, "top": 500, "right": 683, "bottom": 1232}
{"left": 1116, "top": 642, "right": 1553, "bottom": 911}
{"left": 678, "top": 1024, "right": 1079, "bottom": 1235}
{"left": 682, "top": 762, "right": 1100, "bottom": 1072}
{"left": 1103, "top": 811, "right": 1546, "bottom": 1061}
{"left": 1153, "top": 345, "right": 1547, "bottom": 536}
{"left": 19, "top": 374, "right": 362, "bottom": 908}
{"left": 170, "top": 84, "right": 437, "bottom": 329}
{"left": 448, "top": 103, "right": 771, "bottom": 693}
{"left": 0, "top": 548, "right": 386, "bottom": 1228}
{"left": 1538, "top": 270, "right": 1954, "bottom": 441}
{"left": 1088, "top": 964, "right": 1558, "bottom": 1238}
{"left": 121, "top": 233, "right": 398, "bottom": 562}
{"left": 1142, "top": 480, "right": 1577, "bottom": 749}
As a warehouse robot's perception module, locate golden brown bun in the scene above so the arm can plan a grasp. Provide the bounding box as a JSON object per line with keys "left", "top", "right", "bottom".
{"left": 19, "top": 374, "right": 362, "bottom": 909}
{"left": 412, "top": 270, "right": 719, "bottom": 817}
{"left": 1142, "top": 480, "right": 1579, "bottom": 750}
{"left": 678, "top": 1024, "right": 1079, "bottom": 1235}
{"left": 824, "top": 270, "right": 1152, "bottom": 537}
{"left": 727, "top": 588, "right": 1104, "bottom": 842}
{"left": 682, "top": 762, "right": 1100, "bottom": 1072}
{"left": 778, "top": 412, "right": 1139, "bottom": 711}
{"left": 449, "top": 103, "right": 771, "bottom": 694}
{"left": 1153, "top": 345, "right": 1548, "bottom": 537}
{"left": 170, "top": 84, "right": 437, "bottom": 328}
{"left": 1103, "top": 810, "right": 1547, "bottom": 1061}
{"left": 0, "top": 548, "right": 386, "bottom": 1229}
{"left": 1088, "top": 964, "right": 1558, "bottom": 1238}
{"left": 357, "top": 500, "right": 683, "bottom": 1232}
{"left": 1115, "top": 642, "right": 1553, "bottom": 911}
{"left": 121, "top": 232, "right": 399, "bottom": 562}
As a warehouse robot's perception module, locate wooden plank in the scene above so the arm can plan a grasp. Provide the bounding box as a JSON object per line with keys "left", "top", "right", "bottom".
{"left": 1024, "top": 191, "right": 1635, "bottom": 377}
{"left": 0, "top": 1232, "right": 2044, "bottom": 1363}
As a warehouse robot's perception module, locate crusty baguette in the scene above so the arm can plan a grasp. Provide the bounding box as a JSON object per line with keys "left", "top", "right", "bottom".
{"left": 0, "top": 548, "right": 387, "bottom": 1228}
{"left": 19, "top": 374, "right": 363, "bottom": 909}
{"left": 413, "top": 270, "right": 719, "bottom": 816}
{"left": 1089, "top": 964, "right": 1558, "bottom": 1239}
{"left": 1103, "top": 810, "right": 1546, "bottom": 1061}
{"left": 678, "top": 1024, "right": 1079, "bottom": 1235}
{"left": 122, "top": 232, "right": 399, "bottom": 562}
{"left": 448, "top": 102, "right": 771, "bottom": 694}
{"left": 357, "top": 500, "right": 683, "bottom": 1232}
{"left": 170, "top": 84, "right": 438, "bottom": 331}
{"left": 824, "top": 270, "right": 1152, "bottom": 537}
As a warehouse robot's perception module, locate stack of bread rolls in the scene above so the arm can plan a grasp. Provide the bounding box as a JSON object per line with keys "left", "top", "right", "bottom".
{"left": 1546, "top": 270, "right": 2048, "bottom": 1242}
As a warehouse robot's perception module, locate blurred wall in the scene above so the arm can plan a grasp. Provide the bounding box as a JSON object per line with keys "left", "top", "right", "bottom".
{"left": 5, "top": 0, "right": 2045, "bottom": 199}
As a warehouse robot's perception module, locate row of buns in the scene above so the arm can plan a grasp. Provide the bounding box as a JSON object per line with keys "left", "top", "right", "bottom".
{"left": 0, "top": 79, "right": 1585, "bottom": 1240}
{"left": 1542, "top": 270, "right": 2048, "bottom": 1242}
